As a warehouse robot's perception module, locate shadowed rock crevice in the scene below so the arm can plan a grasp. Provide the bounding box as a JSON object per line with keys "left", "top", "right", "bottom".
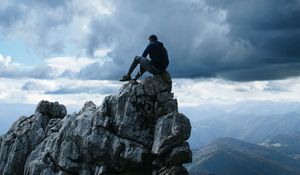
{"left": 0, "top": 74, "right": 192, "bottom": 175}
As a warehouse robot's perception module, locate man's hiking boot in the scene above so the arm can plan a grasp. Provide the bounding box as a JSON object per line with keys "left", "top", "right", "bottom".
{"left": 129, "top": 79, "right": 139, "bottom": 85}
{"left": 129, "top": 75, "right": 139, "bottom": 85}
{"left": 119, "top": 75, "right": 131, "bottom": 82}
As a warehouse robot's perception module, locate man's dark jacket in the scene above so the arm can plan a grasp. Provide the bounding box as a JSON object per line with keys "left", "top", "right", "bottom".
{"left": 142, "top": 41, "right": 169, "bottom": 71}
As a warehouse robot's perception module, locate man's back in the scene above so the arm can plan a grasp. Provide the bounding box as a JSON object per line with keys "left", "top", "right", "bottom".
{"left": 142, "top": 41, "right": 169, "bottom": 71}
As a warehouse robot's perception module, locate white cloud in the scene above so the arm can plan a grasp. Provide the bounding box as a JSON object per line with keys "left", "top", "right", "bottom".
{"left": 0, "top": 0, "right": 114, "bottom": 56}
{"left": 45, "top": 56, "right": 96, "bottom": 74}
{"left": 172, "top": 77, "right": 300, "bottom": 106}
{"left": 0, "top": 77, "right": 120, "bottom": 107}
{"left": 1, "top": 54, "right": 300, "bottom": 107}
{"left": 1, "top": 76, "right": 300, "bottom": 108}
{"left": 0, "top": 54, "right": 56, "bottom": 78}
{"left": 0, "top": 53, "right": 113, "bottom": 79}
{"left": 0, "top": 54, "right": 28, "bottom": 77}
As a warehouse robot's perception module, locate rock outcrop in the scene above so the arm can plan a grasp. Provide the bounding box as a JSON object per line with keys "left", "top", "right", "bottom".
{"left": 0, "top": 74, "right": 192, "bottom": 175}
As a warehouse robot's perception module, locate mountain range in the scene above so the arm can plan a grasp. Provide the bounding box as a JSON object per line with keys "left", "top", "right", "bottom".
{"left": 186, "top": 101, "right": 300, "bottom": 148}
{"left": 187, "top": 137, "right": 300, "bottom": 175}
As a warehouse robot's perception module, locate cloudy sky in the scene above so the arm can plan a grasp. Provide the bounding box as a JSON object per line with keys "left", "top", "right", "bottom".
{"left": 0, "top": 0, "right": 300, "bottom": 132}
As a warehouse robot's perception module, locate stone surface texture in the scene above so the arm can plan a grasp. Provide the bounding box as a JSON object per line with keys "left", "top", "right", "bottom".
{"left": 0, "top": 74, "right": 192, "bottom": 175}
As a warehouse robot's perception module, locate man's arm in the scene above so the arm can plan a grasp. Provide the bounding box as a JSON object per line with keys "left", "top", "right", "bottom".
{"left": 142, "top": 44, "right": 152, "bottom": 58}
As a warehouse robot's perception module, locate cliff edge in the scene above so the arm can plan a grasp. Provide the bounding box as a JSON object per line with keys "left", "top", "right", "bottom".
{"left": 0, "top": 74, "right": 192, "bottom": 175}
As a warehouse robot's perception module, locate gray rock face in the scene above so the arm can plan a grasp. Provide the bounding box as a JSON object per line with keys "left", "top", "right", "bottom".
{"left": 152, "top": 112, "right": 191, "bottom": 155}
{"left": 0, "top": 101, "right": 67, "bottom": 175}
{"left": 0, "top": 74, "right": 192, "bottom": 175}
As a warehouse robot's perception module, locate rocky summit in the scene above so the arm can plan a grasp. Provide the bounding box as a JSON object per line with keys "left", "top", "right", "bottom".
{"left": 0, "top": 74, "right": 192, "bottom": 175}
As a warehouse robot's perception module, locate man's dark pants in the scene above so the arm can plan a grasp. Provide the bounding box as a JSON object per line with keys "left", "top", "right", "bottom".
{"left": 128, "top": 55, "right": 163, "bottom": 77}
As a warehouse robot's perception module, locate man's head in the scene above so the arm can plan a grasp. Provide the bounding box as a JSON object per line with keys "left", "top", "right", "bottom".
{"left": 148, "top": 35, "right": 158, "bottom": 43}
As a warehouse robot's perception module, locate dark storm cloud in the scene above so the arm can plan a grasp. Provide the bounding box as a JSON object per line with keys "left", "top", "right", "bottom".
{"left": 222, "top": 63, "right": 300, "bottom": 81}
{"left": 0, "top": 0, "right": 299, "bottom": 81}
{"left": 78, "top": 0, "right": 234, "bottom": 79}
{"left": 216, "top": 0, "right": 300, "bottom": 58}
{"left": 74, "top": 0, "right": 300, "bottom": 81}
{"left": 205, "top": 0, "right": 300, "bottom": 80}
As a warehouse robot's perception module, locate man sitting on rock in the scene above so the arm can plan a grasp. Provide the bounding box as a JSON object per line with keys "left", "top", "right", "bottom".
{"left": 120, "top": 35, "right": 169, "bottom": 82}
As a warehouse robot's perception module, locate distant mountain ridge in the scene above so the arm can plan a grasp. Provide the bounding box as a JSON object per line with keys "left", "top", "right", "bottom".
{"left": 189, "top": 110, "right": 300, "bottom": 148}
{"left": 187, "top": 137, "right": 300, "bottom": 175}
{"left": 259, "top": 134, "right": 300, "bottom": 160}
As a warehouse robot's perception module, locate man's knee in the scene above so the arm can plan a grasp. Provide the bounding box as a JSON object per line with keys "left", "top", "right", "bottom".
{"left": 134, "top": 55, "right": 141, "bottom": 62}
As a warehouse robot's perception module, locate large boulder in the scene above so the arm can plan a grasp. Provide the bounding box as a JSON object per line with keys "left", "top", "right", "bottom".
{"left": 0, "top": 74, "right": 192, "bottom": 175}
{"left": 152, "top": 112, "right": 191, "bottom": 155}
{"left": 35, "top": 100, "right": 67, "bottom": 119}
{"left": 0, "top": 101, "right": 67, "bottom": 175}
{"left": 166, "top": 142, "right": 192, "bottom": 166}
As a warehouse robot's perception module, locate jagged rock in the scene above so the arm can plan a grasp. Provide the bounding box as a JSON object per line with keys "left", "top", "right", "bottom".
{"left": 0, "top": 74, "right": 192, "bottom": 175}
{"left": 152, "top": 112, "right": 191, "bottom": 155}
{"left": 78, "top": 101, "right": 96, "bottom": 115}
{"left": 0, "top": 101, "right": 66, "bottom": 175}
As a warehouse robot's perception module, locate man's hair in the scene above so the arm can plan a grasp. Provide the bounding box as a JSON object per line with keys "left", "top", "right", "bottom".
{"left": 149, "top": 35, "right": 158, "bottom": 42}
